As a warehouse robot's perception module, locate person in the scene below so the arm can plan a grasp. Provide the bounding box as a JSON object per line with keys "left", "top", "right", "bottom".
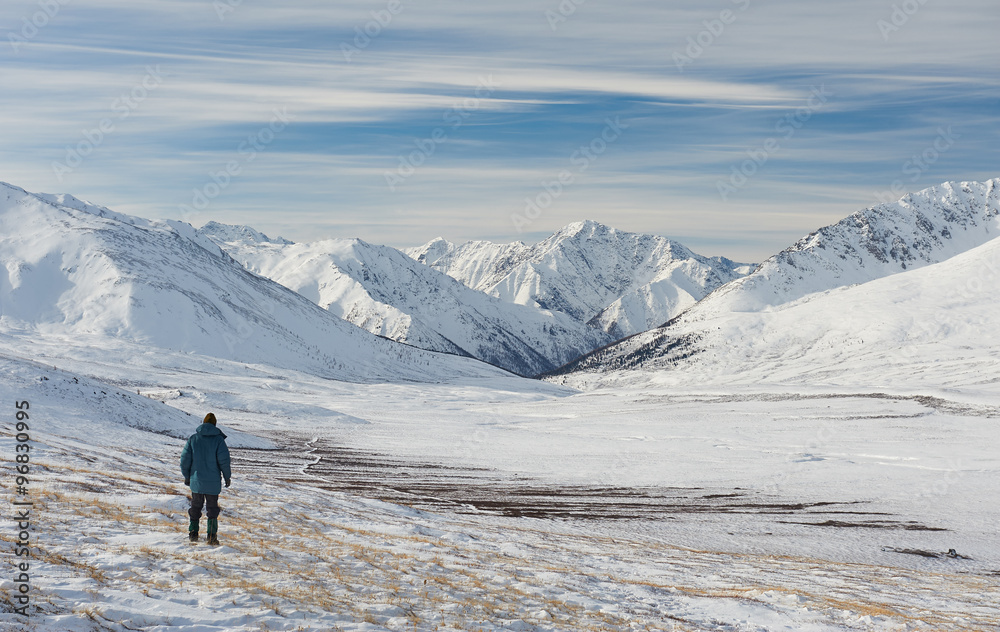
{"left": 180, "top": 412, "right": 232, "bottom": 545}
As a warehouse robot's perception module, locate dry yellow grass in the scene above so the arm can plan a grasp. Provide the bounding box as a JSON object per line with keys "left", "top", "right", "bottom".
{"left": 22, "top": 454, "right": 1000, "bottom": 631}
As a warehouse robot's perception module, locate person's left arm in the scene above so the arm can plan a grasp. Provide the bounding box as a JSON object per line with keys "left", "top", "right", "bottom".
{"left": 180, "top": 438, "right": 193, "bottom": 485}
{"left": 218, "top": 439, "right": 232, "bottom": 487}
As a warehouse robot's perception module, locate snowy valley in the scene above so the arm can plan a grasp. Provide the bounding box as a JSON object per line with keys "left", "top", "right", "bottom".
{"left": 198, "top": 221, "right": 612, "bottom": 377}
{"left": 1, "top": 179, "right": 999, "bottom": 631}
{"left": 198, "top": 219, "right": 753, "bottom": 376}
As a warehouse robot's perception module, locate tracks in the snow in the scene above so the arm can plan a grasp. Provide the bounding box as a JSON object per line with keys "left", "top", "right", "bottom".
{"left": 231, "top": 436, "right": 935, "bottom": 529}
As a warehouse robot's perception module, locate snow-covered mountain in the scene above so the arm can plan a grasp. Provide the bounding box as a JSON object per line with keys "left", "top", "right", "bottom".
{"left": 199, "top": 223, "right": 612, "bottom": 377}
{"left": 691, "top": 179, "right": 1000, "bottom": 313}
{"left": 551, "top": 180, "right": 1000, "bottom": 386}
{"left": 407, "top": 220, "right": 752, "bottom": 339}
{"left": 0, "top": 182, "right": 509, "bottom": 383}
{"left": 407, "top": 237, "right": 533, "bottom": 293}
{"left": 195, "top": 220, "right": 293, "bottom": 246}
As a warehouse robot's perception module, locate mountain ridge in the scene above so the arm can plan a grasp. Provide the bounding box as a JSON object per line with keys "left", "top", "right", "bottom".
{"left": 407, "top": 219, "right": 753, "bottom": 339}
{"left": 547, "top": 179, "right": 1000, "bottom": 384}
{"left": 0, "top": 181, "right": 511, "bottom": 384}
{"left": 200, "top": 223, "right": 611, "bottom": 376}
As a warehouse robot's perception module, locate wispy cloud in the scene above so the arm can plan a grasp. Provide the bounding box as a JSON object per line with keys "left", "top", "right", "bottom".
{"left": 0, "top": 0, "right": 997, "bottom": 261}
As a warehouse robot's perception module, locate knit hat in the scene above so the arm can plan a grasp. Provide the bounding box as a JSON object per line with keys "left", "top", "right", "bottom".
{"left": 203, "top": 412, "right": 217, "bottom": 425}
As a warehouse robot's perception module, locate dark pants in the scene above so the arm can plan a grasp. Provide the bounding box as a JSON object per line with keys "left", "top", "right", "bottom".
{"left": 189, "top": 493, "right": 220, "bottom": 520}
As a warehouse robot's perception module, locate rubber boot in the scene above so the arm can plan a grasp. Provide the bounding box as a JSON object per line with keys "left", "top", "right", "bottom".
{"left": 188, "top": 518, "right": 199, "bottom": 542}
{"left": 206, "top": 518, "right": 219, "bottom": 546}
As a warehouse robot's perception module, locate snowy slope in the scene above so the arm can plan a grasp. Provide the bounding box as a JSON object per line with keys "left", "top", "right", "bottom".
{"left": 0, "top": 182, "right": 509, "bottom": 383}
{"left": 3, "top": 321, "right": 998, "bottom": 631}
{"left": 552, "top": 180, "right": 1000, "bottom": 387}
{"left": 408, "top": 220, "right": 751, "bottom": 339}
{"left": 696, "top": 179, "right": 1000, "bottom": 313}
{"left": 201, "top": 223, "right": 611, "bottom": 376}
{"left": 0, "top": 350, "right": 271, "bottom": 447}
{"left": 406, "top": 236, "right": 533, "bottom": 292}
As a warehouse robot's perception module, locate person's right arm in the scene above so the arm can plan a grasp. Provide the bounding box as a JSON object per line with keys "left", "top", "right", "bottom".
{"left": 217, "top": 440, "right": 232, "bottom": 487}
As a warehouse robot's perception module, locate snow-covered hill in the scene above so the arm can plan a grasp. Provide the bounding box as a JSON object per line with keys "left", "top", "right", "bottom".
{"left": 0, "top": 350, "right": 271, "bottom": 447}
{"left": 200, "top": 223, "right": 612, "bottom": 376}
{"left": 407, "top": 220, "right": 752, "bottom": 339}
{"left": 696, "top": 179, "right": 1000, "bottom": 313}
{"left": 0, "top": 182, "right": 509, "bottom": 383}
{"left": 551, "top": 180, "right": 1000, "bottom": 387}
{"left": 407, "top": 236, "right": 532, "bottom": 292}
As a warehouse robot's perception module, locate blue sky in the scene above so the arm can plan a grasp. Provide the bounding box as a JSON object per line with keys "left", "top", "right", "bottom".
{"left": 2, "top": 0, "right": 997, "bottom": 261}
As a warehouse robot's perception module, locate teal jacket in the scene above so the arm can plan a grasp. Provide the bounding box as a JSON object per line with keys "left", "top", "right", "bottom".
{"left": 180, "top": 423, "right": 231, "bottom": 495}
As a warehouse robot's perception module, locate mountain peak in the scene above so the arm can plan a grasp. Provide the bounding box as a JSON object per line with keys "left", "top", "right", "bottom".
{"left": 199, "top": 221, "right": 292, "bottom": 245}
{"left": 556, "top": 219, "right": 610, "bottom": 238}
{"left": 34, "top": 192, "right": 116, "bottom": 217}
{"left": 550, "top": 178, "right": 1000, "bottom": 381}
{"left": 407, "top": 236, "right": 456, "bottom": 267}
{"left": 0, "top": 182, "right": 137, "bottom": 226}
{"left": 407, "top": 218, "right": 750, "bottom": 337}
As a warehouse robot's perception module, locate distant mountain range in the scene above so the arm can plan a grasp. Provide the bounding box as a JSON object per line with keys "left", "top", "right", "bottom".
{"left": 3, "top": 177, "right": 997, "bottom": 388}
{"left": 406, "top": 220, "right": 753, "bottom": 340}
{"left": 200, "top": 219, "right": 752, "bottom": 376}
{"left": 0, "top": 181, "right": 508, "bottom": 383}
{"left": 548, "top": 179, "right": 1000, "bottom": 388}
{"left": 199, "top": 222, "right": 612, "bottom": 377}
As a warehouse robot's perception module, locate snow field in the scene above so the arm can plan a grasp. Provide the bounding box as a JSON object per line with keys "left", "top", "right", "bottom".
{"left": 2, "top": 342, "right": 999, "bottom": 630}
{"left": 6, "top": 436, "right": 1000, "bottom": 632}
